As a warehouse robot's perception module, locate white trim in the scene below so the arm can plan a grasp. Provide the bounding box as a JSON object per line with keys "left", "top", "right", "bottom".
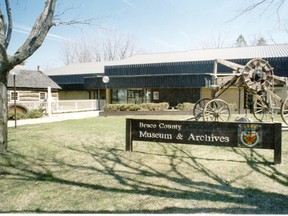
{"left": 10, "top": 91, "right": 19, "bottom": 101}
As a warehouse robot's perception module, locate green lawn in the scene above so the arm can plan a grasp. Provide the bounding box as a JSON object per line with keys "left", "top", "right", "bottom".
{"left": 1, "top": 115, "right": 288, "bottom": 213}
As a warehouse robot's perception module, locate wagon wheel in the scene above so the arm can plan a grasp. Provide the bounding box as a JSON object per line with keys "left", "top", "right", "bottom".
{"left": 252, "top": 96, "right": 274, "bottom": 122}
{"left": 242, "top": 58, "right": 274, "bottom": 94}
{"left": 203, "top": 99, "right": 231, "bottom": 122}
{"left": 281, "top": 98, "right": 288, "bottom": 125}
{"left": 193, "top": 98, "right": 211, "bottom": 119}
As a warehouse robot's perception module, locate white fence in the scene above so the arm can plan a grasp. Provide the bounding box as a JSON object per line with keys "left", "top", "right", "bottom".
{"left": 51, "top": 100, "right": 105, "bottom": 113}
{"left": 8, "top": 99, "right": 106, "bottom": 114}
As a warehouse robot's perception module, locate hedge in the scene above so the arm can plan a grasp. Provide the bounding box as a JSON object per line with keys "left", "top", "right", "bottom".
{"left": 103, "top": 102, "right": 170, "bottom": 112}
{"left": 175, "top": 102, "right": 194, "bottom": 111}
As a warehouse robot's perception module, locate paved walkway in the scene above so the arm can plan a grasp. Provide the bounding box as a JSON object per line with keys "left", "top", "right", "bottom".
{"left": 8, "top": 111, "right": 100, "bottom": 127}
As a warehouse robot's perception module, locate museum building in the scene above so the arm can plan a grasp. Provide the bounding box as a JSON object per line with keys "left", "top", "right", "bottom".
{"left": 46, "top": 44, "right": 288, "bottom": 109}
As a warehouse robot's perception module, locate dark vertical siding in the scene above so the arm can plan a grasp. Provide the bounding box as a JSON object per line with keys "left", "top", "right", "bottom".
{"left": 50, "top": 74, "right": 96, "bottom": 90}
{"left": 85, "top": 74, "right": 211, "bottom": 89}
{"left": 83, "top": 57, "right": 288, "bottom": 90}
{"left": 105, "top": 57, "right": 288, "bottom": 77}
{"left": 105, "top": 60, "right": 217, "bottom": 76}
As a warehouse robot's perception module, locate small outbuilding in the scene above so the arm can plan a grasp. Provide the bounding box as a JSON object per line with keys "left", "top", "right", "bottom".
{"left": 7, "top": 68, "right": 61, "bottom": 113}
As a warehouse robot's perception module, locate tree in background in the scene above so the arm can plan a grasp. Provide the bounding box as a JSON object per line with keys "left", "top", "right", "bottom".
{"left": 235, "top": 34, "right": 247, "bottom": 47}
{"left": 254, "top": 36, "right": 267, "bottom": 46}
{"left": 61, "top": 30, "right": 142, "bottom": 65}
{"left": 235, "top": 0, "right": 287, "bottom": 36}
{"left": 230, "top": 1, "right": 286, "bottom": 47}
{"left": 235, "top": 34, "right": 268, "bottom": 47}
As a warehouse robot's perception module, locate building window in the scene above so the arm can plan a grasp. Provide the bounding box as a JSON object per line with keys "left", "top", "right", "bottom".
{"left": 112, "top": 89, "right": 127, "bottom": 104}
{"left": 153, "top": 91, "right": 159, "bottom": 100}
{"left": 39, "top": 92, "right": 47, "bottom": 101}
{"left": 10, "top": 91, "right": 19, "bottom": 101}
{"left": 127, "top": 89, "right": 144, "bottom": 104}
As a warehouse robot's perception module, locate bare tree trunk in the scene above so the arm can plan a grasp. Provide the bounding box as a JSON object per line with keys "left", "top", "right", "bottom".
{"left": 0, "top": 0, "right": 56, "bottom": 153}
{"left": 0, "top": 0, "right": 93, "bottom": 152}
{"left": 0, "top": 70, "right": 8, "bottom": 153}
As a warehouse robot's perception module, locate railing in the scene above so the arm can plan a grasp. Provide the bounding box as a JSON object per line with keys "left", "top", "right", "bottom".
{"left": 51, "top": 100, "right": 105, "bottom": 113}
{"left": 8, "top": 99, "right": 106, "bottom": 114}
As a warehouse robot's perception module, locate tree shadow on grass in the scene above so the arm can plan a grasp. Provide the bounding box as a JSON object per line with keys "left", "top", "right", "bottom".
{"left": 0, "top": 142, "right": 287, "bottom": 214}
{"left": 231, "top": 147, "right": 288, "bottom": 187}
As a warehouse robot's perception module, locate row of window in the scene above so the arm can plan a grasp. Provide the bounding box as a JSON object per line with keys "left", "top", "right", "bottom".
{"left": 112, "top": 89, "right": 152, "bottom": 104}
{"left": 10, "top": 92, "right": 47, "bottom": 101}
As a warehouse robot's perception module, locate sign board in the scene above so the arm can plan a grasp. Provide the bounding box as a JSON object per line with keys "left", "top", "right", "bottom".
{"left": 126, "top": 119, "right": 282, "bottom": 165}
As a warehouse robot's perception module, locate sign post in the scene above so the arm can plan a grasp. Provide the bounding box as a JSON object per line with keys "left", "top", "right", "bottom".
{"left": 126, "top": 119, "right": 133, "bottom": 151}
{"left": 126, "top": 119, "right": 282, "bottom": 165}
{"left": 10, "top": 67, "right": 21, "bottom": 128}
{"left": 47, "top": 86, "right": 52, "bottom": 116}
{"left": 102, "top": 76, "right": 110, "bottom": 105}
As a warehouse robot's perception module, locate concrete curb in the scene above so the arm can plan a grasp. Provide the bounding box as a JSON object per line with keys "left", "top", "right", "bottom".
{"left": 99, "top": 110, "right": 193, "bottom": 116}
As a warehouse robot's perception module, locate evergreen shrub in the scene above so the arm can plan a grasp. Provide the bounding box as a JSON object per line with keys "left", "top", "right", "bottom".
{"left": 8, "top": 109, "right": 44, "bottom": 120}
{"left": 176, "top": 102, "right": 194, "bottom": 111}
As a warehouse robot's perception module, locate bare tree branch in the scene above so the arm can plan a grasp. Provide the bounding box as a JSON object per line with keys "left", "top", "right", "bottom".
{"left": 0, "top": 2, "right": 10, "bottom": 70}
{"left": 55, "top": 18, "right": 96, "bottom": 26}
{"left": 10, "top": 0, "right": 56, "bottom": 66}
{"left": 1, "top": 0, "right": 105, "bottom": 153}
{"left": 0, "top": 9, "right": 7, "bottom": 48}
{"left": 4, "top": 0, "right": 12, "bottom": 49}
{"left": 275, "top": 0, "right": 285, "bottom": 25}
{"left": 52, "top": 5, "right": 108, "bottom": 29}
{"left": 60, "top": 30, "right": 142, "bottom": 64}
{"left": 226, "top": 0, "right": 287, "bottom": 23}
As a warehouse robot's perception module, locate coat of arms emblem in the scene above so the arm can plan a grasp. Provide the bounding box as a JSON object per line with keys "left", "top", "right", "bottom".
{"left": 239, "top": 124, "right": 260, "bottom": 147}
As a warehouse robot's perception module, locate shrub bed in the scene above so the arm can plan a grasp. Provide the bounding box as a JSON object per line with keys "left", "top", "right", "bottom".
{"left": 103, "top": 104, "right": 141, "bottom": 112}
{"left": 103, "top": 102, "right": 170, "bottom": 112}
{"left": 140, "top": 102, "right": 169, "bottom": 111}
{"left": 176, "top": 102, "right": 194, "bottom": 111}
{"left": 8, "top": 109, "right": 44, "bottom": 120}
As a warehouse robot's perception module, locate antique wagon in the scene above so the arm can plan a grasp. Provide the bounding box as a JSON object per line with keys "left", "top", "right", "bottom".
{"left": 191, "top": 58, "right": 288, "bottom": 124}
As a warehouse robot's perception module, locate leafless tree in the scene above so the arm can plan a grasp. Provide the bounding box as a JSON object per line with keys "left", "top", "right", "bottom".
{"left": 61, "top": 30, "right": 142, "bottom": 64}
{"left": 61, "top": 38, "right": 96, "bottom": 64}
{"left": 0, "top": 0, "right": 58, "bottom": 153}
{"left": 0, "top": 0, "right": 92, "bottom": 153}
{"left": 200, "top": 32, "right": 230, "bottom": 49}
{"left": 214, "top": 33, "right": 229, "bottom": 48}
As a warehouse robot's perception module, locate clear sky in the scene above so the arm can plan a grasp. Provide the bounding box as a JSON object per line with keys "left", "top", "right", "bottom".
{"left": 3, "top": 0, "right": 288, "bottom": 70}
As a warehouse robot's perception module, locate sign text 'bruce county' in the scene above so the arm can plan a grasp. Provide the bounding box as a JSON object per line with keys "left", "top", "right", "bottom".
{"left": 125, "top": 119, "right": 282, "bottom": 165}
